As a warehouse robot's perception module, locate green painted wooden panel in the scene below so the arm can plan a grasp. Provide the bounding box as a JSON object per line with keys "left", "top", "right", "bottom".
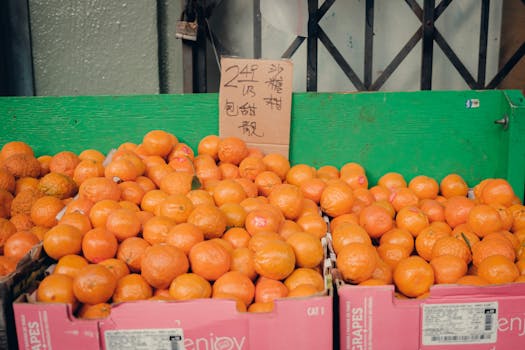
{"left": 1, "top": 90, "right": 524, "bottom": 199}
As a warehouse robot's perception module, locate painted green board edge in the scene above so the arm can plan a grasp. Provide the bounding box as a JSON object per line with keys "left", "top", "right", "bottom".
{"left": 0, "top": 90, "right": 524, "bottom": 200}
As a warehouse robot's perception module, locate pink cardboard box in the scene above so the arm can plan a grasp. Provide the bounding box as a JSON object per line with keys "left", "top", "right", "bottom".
{"left": 15, "top": 289, "right": 331, "bottom": 350}
{"left": 337, "top": 280, "right": 525, "bottom": 350}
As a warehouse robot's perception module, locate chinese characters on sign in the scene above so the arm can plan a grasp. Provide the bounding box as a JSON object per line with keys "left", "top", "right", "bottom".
{"left": 219, "top": 57, "right": 293, "bottom": 157}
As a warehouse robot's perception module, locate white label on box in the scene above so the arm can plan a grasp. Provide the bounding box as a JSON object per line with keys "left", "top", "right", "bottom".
{"left": 104, "top": 328, "right": 185, "bottom": 350}
{"left": 422, "top": 302, "right": 498, "bottom": 345}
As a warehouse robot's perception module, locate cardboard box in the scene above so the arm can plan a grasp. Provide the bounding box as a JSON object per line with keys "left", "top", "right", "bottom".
{"left": 0, "top": 243, "right": 50, "bottom": 350}
{"left": 336, "top": 279, "right": 525, "bottom": 350}
{"left": 15, "top": 249, "right": 333, "bottom": 350}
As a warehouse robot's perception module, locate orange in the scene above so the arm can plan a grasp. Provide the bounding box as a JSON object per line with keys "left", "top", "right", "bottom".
{"left": 81, "top": 227, "right": 118, "bottom": 263}
{"left": 58, "top": 212, "right": 92, "bottom": 235}
{"left": 320, "top": 181, "right": 354, "bottom": 218}
{"left": 379, "top": 228, "right": 414, "bottom": 255}
{"left": 477, "top": 255, "right": 519, "bottom": 284}
{"left": 296, "top": 214, "right": 327, "bottom": 239}
{"left": 299, "top": 178, "right": 326, "bottom": 204}
{"left": 187, "top": 204, "right": 227, "bottom": 239}
{"left": 89, "top": 199, "right": 121, "bottom": 228}
{"left": 254, "top": 171, "right": 281, "bottom": 197}
{"left": 77, "top": 303, "right": 111, "bottom": 319}
{"left": 78, "top": 177, "right": 121, "bottom": 203}
{"left": 510, "top": 205, "right": 525, "bottom": 232}
{"left": 78, "top": 149, "right": 105, "bottom": 163}
{"left": 419, "top": 199, "right": 445, "bottom": 222}
{"left": 218, "top": 162, "right": 240, "bottom": 179}
{"left": 0, "top": 218, "right": 17, "bottom": 251}
{"left": 168, "top": 156, "right": 195, "bottom": 174}
{"left": 369, "top": 185, "right": 391, "bottom": 202}
{"left": 14, "top": 177, "right": 39, "bottom": 195}
{"left": 431, "top": 236, "right": 472, "bottom": 264}
{"left": 98, "top": 258, "right": 130, "bottom": 281}
{"left": 230, "top": 247, "right": 257, "bottom": 280}
{"left": 141, "top": 130, "right": 176, "bottom": 158}
{"left": 444, "top": 196, "right": 475, "bottom": 228}
{"left": 0, "top": 255, "right": 18, "bottom": 276}
{"left": 415, "top": 226, "right": 450, "bottom": 261}
{"left": 142, "top": 215, "right": 175, "bottom": 244}
{"left": 3, "top": 231, "right": 40, "bottom": 259}
{"left": 104, "top": 158, "right": 140, "bottom": 182}
{"left": 186, "top": 189, "right": 215, "bottom": 207}
{"left": 49, "top": 151, "right": 80, "bottom": 177}
{"left": 336, "top": 243, "right": 377, "bottom": 284}
{"left": 359, "top": 204, "right": 393, "bottom": 239}
{"left": 29, "top": 195, "right": 65, "bottom": 228}
{"left": 286, "top": 231, "right": 324, "bottom": 268}
{"left": 467, "top": 204, "right": 503, "bottom": 238}
{"left": 238, "top": 156, "right": 266, "bottom": 181}
{"left": 439, "top": 174, "right": 468, "bottom": 198}
{"left": 408, "top": 175, "right": 439, "bottom": 200}
{"left": 37, "top": 274, "right": 77, "bottom": 305}
{"left": 248, "top": 232, "right": 284, "bottom": 252}
{"left": 212, "top": 292, "right": 247, "bottom": 312}
{"left": 1, "top": 141, "right": 34, "bottom": 160}
{"left": 395, "top": 206, "right": 429, "bottom": 237}
{"left": 244, "top": 207, "right": 283, "bottom": 236}
{"left": 471, "top": 237, "right": 516, "bottom": 267}
{"left": 217, "top": 136, "right": 248, "bottom": 165}
{"left": 168, "top": 142, "right": 194, "bottom": 162}
{"left": 222, "top": 227, "right": 251, "bottom": 248}
{"left": 104, "top": 208, "right": 141, "bottom": 241}
{"left": 390, "top": 187, "right": 419, "bottom": 212}
{"left": 262, "top": 153, "right": 290, "bottom": 180}
{"left": 330, "top": 213, "right": 359, "bottom": 232}
{"left": 212, "top": 179, "right": 247, "bottom": 206}
{"left": 43, "top": 224, "right": 83, "bottom": 260}
{"left": 220, "top": 202, "right": 247, "bottom": 228}
{"left": 146, "top": 164, "right": 174, "bottom": 188}
{"left": 189, "top": 240, "right": 231, "bottom": 281}
{"left": 240, "top": 196, "right": 267, "bottom": 213}
{"left": 140, "top": 189, "right": 168, "bottom": 213}
{"left": 197, "top": 135, "right": 221, "bottom": 160}
{"left": 53, "top": 255, "right": 89, "bottom": 279}
{"left": 140, "top": 244, "right": 189, "bottom": 289}
{"left": 0, "top": 189, "right": 13, "bottom": 219}
{"left": 452, "top": 224, "right": 480, "bottom": 248}
{"left": 116, "top": 237, "right": 151, "bottom": 272}
{"left": 340, "top": 162, "right": 368, "bottom": 190}
{"left": 299, "top": 198, "right": 320, "bottom": 218}
{"left": 371, "top": 257, "right": 393, "bottom": 284}
{"left": 253, "top": 239, "right": 295, "bottom": 280}
{"left": 165, "top": 222, "right": 204, "bottom": 255}
{"left": 247, "top": 147, "right": 264, "bottom": 159}
{"left": 316, "top": 165, "right": 339, "bottom": 182}
{"left": 73, "top": 264, "right": 117, "bottom": 304}
{"left": 332, "top": 222, "right": 371, "bottom": 254}
{"left": 255, "top": 277, "right": 288, "bottom": 303}
{"left": 278, "top": 219, "right": 303, "bottom": 240}
{"left": 169, "top": 273, "right": 212, "bottom": 300}
{"left": 158, "top": 171, "right": 193, "bottom": 196}
{"left": 64, "top": 197, "right": 94, "bottom": 216}
{"left": 233, "top": 178, "right": 257, "bottom": 198}
{"left": 455, "top": 275, "right": 490, "bottom": 286}
{"left": 377, "top": 243, "right": 411, "bottom": 269}
{"left": 287, "top": 284, "right": 319, "bottom": 298}
{"left": 284, "top": 268, "right": 325, "bottom": 292}
{"left": 393, "top": 256, "right": 434, "bottom": 297}
{"left": 479, "top": 179, "right": 516, "bottom": 207}
{"left": 135, "top": 175, "right": 157, "bottom": 193}
{"left": 112, "top": 273, "right": 153, "bottom": 302}
{"left": 9, "top": 213, "right": 33, "bottom": 232}
{"left": 285, "top": 164, "right": 316, "bottom": 187}
{"left": 430, "top": 255, "right": 468, "bottom": 284}
{"left": 351, "top": 188, "right": 375, "bottom": 213}
{"left": 156, "top": 194, "right": 194, "bottom": 224}
{"left": 0, "top": 169, "right": 16, "bottom": 194}
{"left": 213, "top": 271, "right": 255, "bottom": 306}
{"left": 36, "top": 172, "right": 75, "bottom": 200}
{"left": 3, "top": 154, "right": 41, "bottom": 179}
{"left": 194, "top": 154, "right": 221, "bottom": 186}
{"left": 516, "top": 259, "right": 525, "bottom": 275}
{"left": 377, "top": 172, "right": 407, "bottom": 190}
{"left": 266, "top": 184, "right": 303, "bottom": 220}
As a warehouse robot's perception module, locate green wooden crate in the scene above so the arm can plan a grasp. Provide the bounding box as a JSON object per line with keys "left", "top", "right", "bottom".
{"left": 1, "top": 90, "right": 524, "bottom": 200}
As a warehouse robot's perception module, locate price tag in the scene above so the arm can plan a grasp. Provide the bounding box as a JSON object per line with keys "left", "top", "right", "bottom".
{"left": 421, "top": 302, "right": 498, "bottom": 346}
{"left": 219, "top": 57, "right": 293, "bottom": 158}
{"left": 105, "top": 328, "right": 185, "bottom": 350}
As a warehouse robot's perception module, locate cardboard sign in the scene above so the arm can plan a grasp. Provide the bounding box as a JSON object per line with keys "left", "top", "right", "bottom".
{"left": 219, "top": 57, "right": 293, "bottom": 157}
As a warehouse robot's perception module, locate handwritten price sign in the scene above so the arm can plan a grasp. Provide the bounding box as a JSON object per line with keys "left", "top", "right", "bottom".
{"left": 219, "top": 57, "right": 293, "bottom": 158}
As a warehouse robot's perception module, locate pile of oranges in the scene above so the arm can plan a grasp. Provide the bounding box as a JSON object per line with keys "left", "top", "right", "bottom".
{"left": 0, "top": 131, "right": 329, "bottom": 318}
{"left": 1, "top": 130, "right": 524, "bottom": 319}
{"left": 332, "top": 170, "right": 525, "bottom": 298}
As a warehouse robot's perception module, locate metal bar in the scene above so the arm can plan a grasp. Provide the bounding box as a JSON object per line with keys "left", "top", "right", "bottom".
{"left": 434, "top": 29, "right": 478, "bottom": 88}
{"left": 318, "top": 26, "right": 366, "bottom": 91}
{"left": 0, "top": 0, "right": 34, "bottom": 96}
{"left": 421, "top": 0, "right": 435, "bottom": 90}
{"left": 253, "top": 0, "right": 262, "bottom": 58}
{"left": 282, "top": 37, "right": 306, "bottom": 59}
{"left": 316, "top": 0, "right": 336, "bottom": 22}
{"left": 157, "top": 0, "right": 168, "bottom": 93}
{"left": 180, "top": 0, "right": 193, "bottom": 93}
{"left": 477, "top": 0, "right": 490, "bottom": 86}
{"left": 486, "top": 42, "right": 525, "bottom": 89}
{"left": 364, "top": 0, "right": 374, "bottom": 89}
{"left": 405, "top": 0, "right": 423, "bottom": 19}
{"left": 434, "top": 0, "right": 453, "bottom": 20}
{"left": 194, "top": 5, "right": 207, "bottom": 93}
{"left": 371, "top": 28, "right": 422, "bottom": 90}
{"left": 307, "top": 0, "right": 318, "bottom": 91}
